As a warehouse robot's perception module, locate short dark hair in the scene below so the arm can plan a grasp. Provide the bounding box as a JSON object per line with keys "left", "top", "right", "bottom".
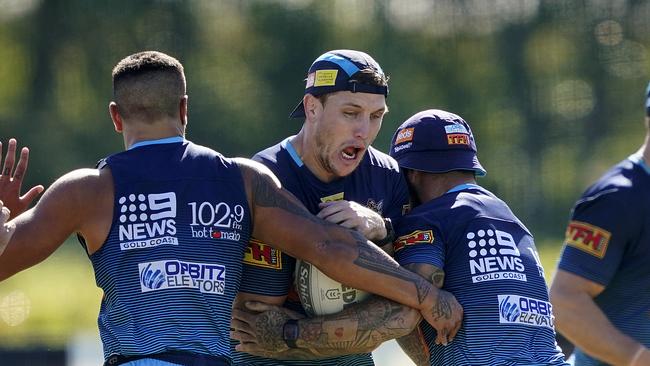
{"left": 316, "top": 68, "right": 389, "bottom": 106}
{"left": 112, "top": 51, "right": 186, "bottom": 121}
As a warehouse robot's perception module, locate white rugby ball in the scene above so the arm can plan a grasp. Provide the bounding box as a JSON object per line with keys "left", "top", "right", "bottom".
{"left": 294, "top": 259, "right": 370, "bottom": 316}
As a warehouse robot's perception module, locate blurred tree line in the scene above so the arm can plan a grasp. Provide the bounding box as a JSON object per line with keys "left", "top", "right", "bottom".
{"left": 0, "top": 0, "right": 649, "bottom": 240}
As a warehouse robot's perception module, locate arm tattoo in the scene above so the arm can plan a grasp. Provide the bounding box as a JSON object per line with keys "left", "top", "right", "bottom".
{"left": 255, "top": 311, "right": 289, "bottom": 351}
{"left": 429, "top": 291, "right": 453, "bottom": 321}
{"left": 283, "top": 297, "right": 415, "bottom": 357}
{"left": 431, "top": 267, "right": 445, "bottom": 288}
{"left": 352, "top": 231, "right": 431, "bottom": 305}
{"left": 250, "top": 171, "right": 332, "bottom": 227}
{"left": 396, "top": 328, "right": 430, "bottom": 366}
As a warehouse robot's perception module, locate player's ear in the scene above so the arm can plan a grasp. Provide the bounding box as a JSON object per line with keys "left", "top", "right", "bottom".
{"left": 109, "top": 102, "right": 123, "bottom": 133}
{"left": 179, "top": 95, "right": 188, "bottom": 127}
{"left": 304, "top": 94, "right": 320, "bottom": 121}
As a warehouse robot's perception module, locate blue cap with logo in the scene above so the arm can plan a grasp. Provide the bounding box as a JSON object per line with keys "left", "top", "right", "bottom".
{"left": 646, "top": 81, "right": 650, "bottom": 116}
{"left": 289, "top": 49, "right": 389, "bottom": 118}
{"left": 389, "top": 109, "right": 487, "bottom": 177}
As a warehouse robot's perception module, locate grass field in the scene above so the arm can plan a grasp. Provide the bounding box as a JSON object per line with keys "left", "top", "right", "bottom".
{"left": 0, "top": 237, "right": 566, "bottom": 349}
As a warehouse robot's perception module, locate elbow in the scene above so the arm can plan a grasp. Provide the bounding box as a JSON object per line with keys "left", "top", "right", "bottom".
{"left": 385, "top": 305, "right": 422, "bottom": 339}
{"left": 549, "top": 285, "right": 576, "bottom": 333}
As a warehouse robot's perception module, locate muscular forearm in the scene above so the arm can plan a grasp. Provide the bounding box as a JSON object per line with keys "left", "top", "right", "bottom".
{"left": 396, "top": 327, "right": 430, "bottom": 366}
{"left": 292, "top": 296, "right": 419, "bottom": 356}
{"left": 312, "top": 230, "right": 436, "bottom": 313}
{"left": 553, "top": 290, "right": 645, "bottom": 365}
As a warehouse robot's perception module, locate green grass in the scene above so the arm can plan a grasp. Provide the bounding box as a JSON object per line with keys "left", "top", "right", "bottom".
{"left": 0, "top": 237, "right": 566, "bottom": 348}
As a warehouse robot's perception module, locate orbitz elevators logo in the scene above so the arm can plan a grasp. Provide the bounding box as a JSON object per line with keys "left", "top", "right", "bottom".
{"left": 139, "top": 260, "right": 226, "bottom": 294}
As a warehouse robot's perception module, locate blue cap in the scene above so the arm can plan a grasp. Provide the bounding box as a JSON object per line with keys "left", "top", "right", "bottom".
{"left": 390, "top": 109, "right": 486, "bottom": 177}
{"left": 289, "top": 50, "right": 389, "bottom": 118}
{"left": 646, "top": 81, "right": 650, "bottom": 116}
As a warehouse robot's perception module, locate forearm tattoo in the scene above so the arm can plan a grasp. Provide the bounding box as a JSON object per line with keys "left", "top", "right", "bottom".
{"left": 431, "top": 268, "right": 445, "bottom": 288}
{"left": 303, "top": 298, "right": 411, "bottom": 351}
{"left": 351, "top": 230, "right": 432, "bottom": 305}
{"left": 396, "top": 328, "right": 430, "bottom": 366}
{"left": 255, "top": 310, "right": 289, "bottom": 351}
{"left": 429, "top": 291, "right": 453, "bottom": 321}
{"left": 250, "top": 171, "right": 336, "bottom": 228}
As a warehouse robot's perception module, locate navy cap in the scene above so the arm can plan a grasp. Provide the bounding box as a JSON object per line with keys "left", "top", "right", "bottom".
{"left": 390, "top": 109, "right": 486, "bottom": 177}
{"left": 289, "top": 50, "right": 389, "bottom": 118}
{"left": 646, "top": 81, "right": 650, "bottom": 116}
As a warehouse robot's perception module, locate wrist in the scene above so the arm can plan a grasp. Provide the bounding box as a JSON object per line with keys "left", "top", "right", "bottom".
{"left": 282, "top": 319, "right": 299, "bottom": 349}
{"left": 374, "top": 218, "right": 395, "bottom": 246}
{"left": 629, "top": 345, "right": 646, "bottom": 366}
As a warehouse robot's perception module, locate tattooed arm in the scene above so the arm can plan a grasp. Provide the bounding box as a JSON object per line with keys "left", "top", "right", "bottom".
{"left": 231, "top": 263, "right": 444, "bottom": 360}
{"left": 235, "top": 158, "right": 463, "bottom": 346}
{"left": 395, "top": 263, "right": 445, "bottom": 366}
{"left": 232, "top": 295, "right": 420, "bottom": 359}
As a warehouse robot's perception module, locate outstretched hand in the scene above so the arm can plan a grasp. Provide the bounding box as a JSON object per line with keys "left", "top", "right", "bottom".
{"left": 0, "top": 139, "right": 44, "bottom": 218}
{"left": 419, "top": 288, "right": 463, "bottom": 346}
{"left": 231, "top": 301, "right": 304, "bottom": 355}
{"left": 0, "top": 201, "right": 16, "bottom": 256}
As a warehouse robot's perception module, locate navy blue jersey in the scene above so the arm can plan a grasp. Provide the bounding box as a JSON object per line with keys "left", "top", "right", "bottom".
{"left": 90, "top": 139, "right": 251, "bottom": 362}
{"left": 233, "top": 137, "right": 409, "bottom": 366}
{"left": 395, "top": 184, "right": 567, "bottom": 365}
{"left": 558, "top": 154, "right": 650, "bottom": 365}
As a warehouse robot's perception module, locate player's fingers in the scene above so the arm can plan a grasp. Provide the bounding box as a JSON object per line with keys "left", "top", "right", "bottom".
{"left": 244, "top": 300, "right": 278, "bottom": 312}
{"left": 316, "top": 202, "right": 344, "bottom": 219}
{"left": 235, "top": 342, "right": 262, "bottom": 352}
{"left": 12, "top": 147, "right": 30, "bottom": 181}
{"left": 1, "top": 139, "right": 17, "bottom": 177}
{"left": 324, "top": 210, "right": 357, "bottom": 225}
{"left": 435, "top": 328, "right": 449, "bottom": 346}
{"left": 448, "top": 323, "right": 459, "bottom": 343}
{"left": 231, "top": 308, "right": 256, "bottom": 324}
{"left": 1, "top": 206, "right": 11, "bottom": 223}
{"left": 230, "top": 329, "right": 256, "bottom": 343}
{"left": 20, "top": 185, "right": 45, "bottom": 205}
{"left": 230, "top": 317, "right": 254, "bottom": 333}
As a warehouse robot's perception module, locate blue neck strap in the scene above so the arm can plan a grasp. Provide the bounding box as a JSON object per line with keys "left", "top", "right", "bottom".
{"left": 447, "top": 183, "right": 480, "bottom": 194}
{"left": 283, "top": 138, "right": 304, "bottom": 167}
{"left": 129, "top": 136, "right": 185, "bottom": 150}
{"left": 629, "top": 153, "right": 650, "bottom": 175}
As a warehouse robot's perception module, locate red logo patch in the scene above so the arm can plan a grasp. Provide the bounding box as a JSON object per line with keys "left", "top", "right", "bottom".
{"left": 243, "top": 238, "right": 282, "bottom": 269}
{"left": 446, "top": 133, "right": 469, "bottom": 145}
{"left": 394, "top": 230, "right": 435, "bottom": 252}
{"left": 564, "top": 221, "right": 611, "bottom": 258}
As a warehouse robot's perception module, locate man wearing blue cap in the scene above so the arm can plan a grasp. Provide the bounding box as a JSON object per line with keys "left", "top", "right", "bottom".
{"left": 0, "top": 52, "right": 463, "bottom": 366}
{"left": 388, "top": 109, "right": 568, "bottom": 365}
{"left": 230, "top": 50, "right": 447, "bottom": 365}
{"left": 550, "top": 83, "right": 650, "bottom": 365}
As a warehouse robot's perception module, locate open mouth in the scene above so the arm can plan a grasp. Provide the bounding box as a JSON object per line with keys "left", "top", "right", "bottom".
{"left": 341, "top": 146, "right": 363, "bottom": 161}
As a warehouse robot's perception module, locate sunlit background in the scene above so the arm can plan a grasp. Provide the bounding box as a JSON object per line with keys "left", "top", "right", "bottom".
{"left": 0, "top": 0, "right": 649, "bottom": 365}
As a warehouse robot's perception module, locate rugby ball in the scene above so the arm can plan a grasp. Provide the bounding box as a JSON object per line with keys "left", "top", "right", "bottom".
{"left": 294, "top": 259, "right": 370, "bottom": 316}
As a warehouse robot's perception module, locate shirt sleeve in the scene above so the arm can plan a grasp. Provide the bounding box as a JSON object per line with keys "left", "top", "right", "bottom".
{"left": 384, "top": 171, "right": 410, "bottom": 221}
{"left": 558, "top": 190, "right": 639, "bottom": 287}
{"left": 393, "top": 216, "right": 445, "bottom": 269}
{"left": 238, "top": 237, "right": 295, "bottom": 296}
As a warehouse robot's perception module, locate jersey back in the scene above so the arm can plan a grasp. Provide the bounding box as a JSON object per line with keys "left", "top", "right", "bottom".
{"left": 91, "top": 140, "right": 251, "bottom": 361}
{"left": 395, "top": 185, "right": 567, "bottom": 365}
{"left": 558, "top": 156, "right": 650, "bottom": 365}
{"left": 233, "top": 138, "right": 409, "bottom": 366}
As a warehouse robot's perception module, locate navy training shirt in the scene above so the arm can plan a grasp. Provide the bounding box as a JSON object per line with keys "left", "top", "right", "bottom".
{"left": 233, "top": 137, "right": 409, "bottom": 366}
{"left": 90, "top": 139, "right": 251, "bottom": 361}
{"left": 394, "top": 184, "right": 567, "bottom": 365}
{"left": 558, "top": 154, "right": 650, "bottom": 365}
